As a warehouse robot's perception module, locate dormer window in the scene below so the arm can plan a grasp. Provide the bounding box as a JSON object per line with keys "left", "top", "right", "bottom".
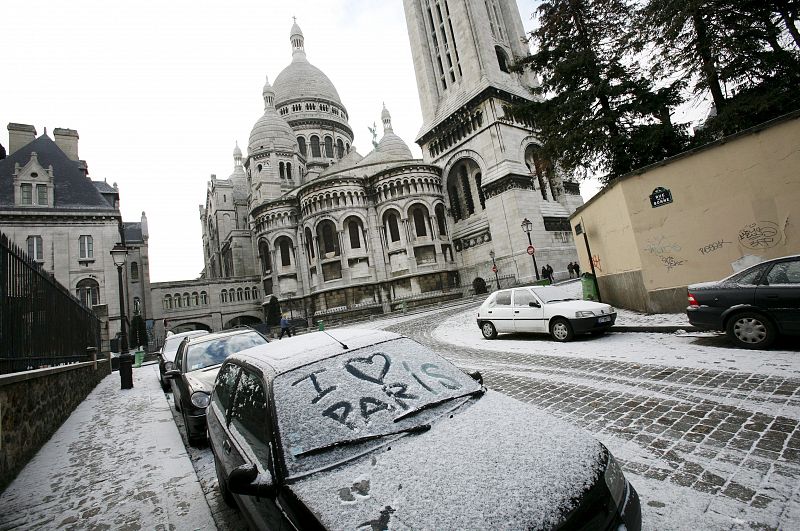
{"left": 21, "top": 184, "right": 33, "bottom": 205}
{"left": 15, "top": 152, "right": 54, "bottom": 207}
{"left": 37, "top": 185, "right": 47, "bottom": 205}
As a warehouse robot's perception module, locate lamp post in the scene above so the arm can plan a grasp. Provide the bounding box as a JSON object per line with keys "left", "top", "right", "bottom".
{"left": 489, "top": 249, "right": 500, "bottom": 290}
{"left": 521, "top": 218, "right": 540, "bottom": 281}
{"left": 110, "top": 243, "right": 133, "bottom": 389}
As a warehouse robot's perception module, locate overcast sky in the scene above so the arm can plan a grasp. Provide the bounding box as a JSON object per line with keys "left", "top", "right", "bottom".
{"left": 1, "top": 0, "right": 602, "bottom": 282}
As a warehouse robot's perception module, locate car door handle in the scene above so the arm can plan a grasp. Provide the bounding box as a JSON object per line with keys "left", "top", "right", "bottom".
{"left": 514, "top": 311, "right": 520, "bottom": 314}
{"left": 487, "top": 311, "right": 492, "bottom": 314}
{"left": 223, "top": 439, "right": 231, "bottom": 455}
{"left": 766, "top": 295, "right": 779, "bottom": 299}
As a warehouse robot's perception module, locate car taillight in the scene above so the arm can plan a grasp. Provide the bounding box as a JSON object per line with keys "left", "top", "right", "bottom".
{"left": 687, "top": 293, "right": 699, "bottom": 307}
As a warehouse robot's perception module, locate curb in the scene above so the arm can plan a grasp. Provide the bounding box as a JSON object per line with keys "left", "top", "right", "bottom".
{"left": 610, "top": 325, "right": 700, "bottom": 333}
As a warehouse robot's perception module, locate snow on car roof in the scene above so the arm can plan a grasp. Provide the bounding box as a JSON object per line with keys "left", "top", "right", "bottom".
{"left": 232, "top": 328, "right": 402, "bottom": 375}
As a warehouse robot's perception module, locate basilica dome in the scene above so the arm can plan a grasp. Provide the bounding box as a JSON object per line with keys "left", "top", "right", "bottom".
{"left": 249, "top": 77, "right": 297, "bottom": 154}
{"left": 273, "top": 22, "right": 342, "bottom": 106}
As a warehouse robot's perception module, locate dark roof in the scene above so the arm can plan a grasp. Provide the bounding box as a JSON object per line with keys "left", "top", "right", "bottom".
{"left": 123, "top": 222, "right": 143, "bottom": 243}
{"left": 0, "top": 135, "right": 117, "bottom": 211}
{"left": 92, "top": 180, "right": 117, "bottom": 193}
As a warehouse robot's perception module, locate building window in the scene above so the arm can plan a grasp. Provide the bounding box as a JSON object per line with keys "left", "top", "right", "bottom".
{"left": 133, "top": 297, "right": 141, "bottom": 315}
{"left": 543, "top": 217, "right": 572, "bottom": 232}
{"left": 79, "top": 235, "right": 94, "bottom": 259}
{"left": 310, "top": 135, "right": 321, "bottom": 158}
{"left": 412, "top": 206, "right": 428, "bottom": 237}
{"left": 279, "top": 162, "right": 285, "bottom": 179}
{"left": 279, "top": 238, "right": 292, "bottom": 266}
{"left": 386, "top": 212, "right": 401, "bottom": 243}
{"left": 435, "top": 204, "right": 448, "bottom": 235}
{"left": 475, "top": 173, "right": 486, "bottom": 209}
{"left": 200, "top": 291, "right": 208, "bottom": 304}
{"left": 183, "top": 293, "right": 190, "bottom": 307}
{"left": 131, "top": 261, "right": 139, "bottom": 281}
{"left": 496, "top": 46, "right": 510, "bottom": 73}
{"left": 337, "top": 139, "right": 345, "bottom": 159}
{"left": 286, "top": 163, "right": 292, "bottom": 179}
{"left": 348, "top": 219, "right": 361, "bottom": 249}
{"left": 298, "top": 137, "right": 307, "bottom": 157}
{"left": 163, "top": 295, "right": 172, "bottom": 310}
{"left": 221, "top": 290, "right": 228, "bottom": 303}
{"left": 76, "top": 278, "right": 100, "bottom": 307}
{"left": 237, "top": 288, "right": 243, "bottom": 301}
{"left": 258, "top": 240, "right": 271, "bottom": 274}
{"left": 27, "top": 235, "right": 43, "bottom": 261}
{"left": 37, "top": 185, "right": 47, "bottom": 205}
{"left": 21, "top": 184, "right": 32, "bottom": 205}
{"left": 324, "top": 136, "right": 333, "bottom": 158}
{"left": 252, "top": 287, "right": 259, "bottom": 299}
{"left": 305, "top": 227, "right": 316, "bottom": 260}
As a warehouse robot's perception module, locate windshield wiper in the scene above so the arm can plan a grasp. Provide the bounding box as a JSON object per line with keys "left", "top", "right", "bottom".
{"left": 294, "top": 423, "right": 431, "bottom": 458}
{"left": 393, "top": 388, "right": 485, "bottom": 423}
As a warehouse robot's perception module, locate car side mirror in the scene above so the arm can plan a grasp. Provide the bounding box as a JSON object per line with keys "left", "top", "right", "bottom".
{"left": 228, "top": 463, "right": 276, "bottom": 498}
{"left": 164, "top": 369, "right": 181, "bottom": 379}
{"left": 529, "top": 301, "right": 541, "bottom": 308}
{"left": 467, "top": 370, "right": 483, "bottom": 385}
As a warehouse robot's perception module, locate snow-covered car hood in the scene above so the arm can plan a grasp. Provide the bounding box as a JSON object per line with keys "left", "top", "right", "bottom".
{"left": 184, "top": 366, "right": 221, "bottom": 393}
{"left": 288, "top": 392, "right": 604, "bottom": 530}
{"left": 545, "top": 300, "right": 614, "bottom": 314}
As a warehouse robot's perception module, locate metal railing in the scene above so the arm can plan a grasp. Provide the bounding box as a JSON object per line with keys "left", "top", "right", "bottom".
{"left": 0, "top": 231, "right": 101, "bottom": 374}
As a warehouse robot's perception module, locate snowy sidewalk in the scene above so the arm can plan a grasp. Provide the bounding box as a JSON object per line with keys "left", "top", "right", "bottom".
{"left": 0, "top": 364, "right": 215, "bottom": 530}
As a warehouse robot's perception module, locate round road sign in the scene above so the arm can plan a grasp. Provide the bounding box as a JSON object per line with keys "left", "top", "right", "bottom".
{"left": 491, "top": 265, "right": 498, "bottom": 273}
{"left": 527, "top": 245, "right": 535, "bottom": 255}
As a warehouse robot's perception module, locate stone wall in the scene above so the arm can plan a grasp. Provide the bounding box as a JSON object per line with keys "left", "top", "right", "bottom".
{"left": 0, "top": 359, "right": 111, "bottom": 492}
{"left": 597, "top": 269, "right": 687, "bottom": 313}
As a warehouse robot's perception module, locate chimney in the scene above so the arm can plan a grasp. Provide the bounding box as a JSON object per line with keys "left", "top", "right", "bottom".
{"left": 53, "top": 128, "right": 79, "bottom": 161}
{"left": 7, "top": 123, "right": 37, "bottom": 155}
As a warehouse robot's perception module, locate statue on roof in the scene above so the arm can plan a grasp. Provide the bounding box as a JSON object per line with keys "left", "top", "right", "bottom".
{"left": 368, "top": 122, "right": 378, "bottom": 148}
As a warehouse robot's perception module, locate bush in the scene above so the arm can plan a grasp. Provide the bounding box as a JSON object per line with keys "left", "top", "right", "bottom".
{"left": 472, "top": 277, "right": 488, "bottom": 294}
{"left": 266, "top": 296, "right": 281, "bottom": 326}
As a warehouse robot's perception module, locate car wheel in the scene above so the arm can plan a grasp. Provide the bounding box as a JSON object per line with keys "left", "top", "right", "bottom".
{"left": 550, "top": 318, "right": 574, "bottom": 342}
{"left": 481, "top": 321, "right": 498, "bottom": 340}
{"left": 215, "top": 453, "right": 237, "bottom": 508}
{"left": 726, "top": 312, "right": 776, "bottom": 349}
{"left": 183, "top": 410, "right": 204, "bottom": 447}
{"left": 173, "top": 392, "right": 181, "bottom": 412}
{"left": 160, "top": 373, "right": 170, "bottom": 392}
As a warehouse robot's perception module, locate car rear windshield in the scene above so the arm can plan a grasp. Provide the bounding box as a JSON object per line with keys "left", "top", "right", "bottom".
{"left": 273, "top": 338, "right": 481, "bottom": 477}
{"left": 185, "top": 331, "right": 266, "bottom": 372}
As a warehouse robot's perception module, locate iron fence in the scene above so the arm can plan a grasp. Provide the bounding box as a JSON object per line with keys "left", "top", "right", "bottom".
{"left": 0, "top": 231, "right": 101, "bottom": 374}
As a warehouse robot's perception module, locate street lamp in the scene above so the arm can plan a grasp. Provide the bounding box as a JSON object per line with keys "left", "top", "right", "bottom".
{"left": 489, "top": 249, "right": 500, "bottom": 290}
{"left": 110, "top": 242, "right": 133, "bottom": 389}
{"left": 521, "top": 218, "right": 541, "bottom": 281}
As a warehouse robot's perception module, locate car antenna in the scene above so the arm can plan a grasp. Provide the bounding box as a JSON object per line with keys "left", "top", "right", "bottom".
{"left": 321, "top": 330, "right": 349, "bottom": 350}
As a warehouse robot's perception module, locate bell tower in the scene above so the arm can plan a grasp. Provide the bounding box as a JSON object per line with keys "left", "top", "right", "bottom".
{"left": 402, "top": 0, "right": 583, "bottom": 283}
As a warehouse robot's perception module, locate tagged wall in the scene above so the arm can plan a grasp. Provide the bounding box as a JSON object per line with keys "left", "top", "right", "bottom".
{"left": 570, "top": 112, "right": 800, "bottom": 312}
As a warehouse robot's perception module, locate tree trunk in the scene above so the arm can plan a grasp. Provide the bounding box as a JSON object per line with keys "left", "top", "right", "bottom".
{"left": 691, "top": 10, "right": 726, "bottom": 115}
{"left": 779, "top": 8, "right": 800, "bottom": 49}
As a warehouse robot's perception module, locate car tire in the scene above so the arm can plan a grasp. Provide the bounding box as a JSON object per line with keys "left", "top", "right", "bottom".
{"left": 550, "top": 318, "right": 574, "bottom": 342}
{"left": 726, "top": 312, "right": 776, "bottom": 349}
{"left": 174, "top": 392, "right": 181, "bottom": 412}
{"left": 183, "top": 410, "right": 205, "bottom": 447}
{"left": 215, "top": 453, "right": 237, "bottom": 508}
{"left": 481, "top": 321, "right": 498, "bottom": 340}
{"left": 160, "top": 374, "right": 170, "bottom": 392}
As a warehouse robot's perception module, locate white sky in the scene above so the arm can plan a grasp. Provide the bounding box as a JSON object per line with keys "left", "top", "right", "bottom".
{"left": 1, "top": 0, "right": 602, "bottom": 282}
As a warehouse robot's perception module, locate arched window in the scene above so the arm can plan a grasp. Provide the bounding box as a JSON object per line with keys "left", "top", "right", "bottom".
{"left": 286, "top": 163, "right": 292, "bottom": 179}
{"left": 310, "top": 135, "right": 321, "bottom": 158}
{"left": 244, "top": 287, "right": 250, "bottom": 300}
{"left": 192, "top": 292, "right": 199, "bottom": 306}
{"left": 200, "top": 291, "right": 208, "bottom": 305}
{"left": 448, "top": 186, "right": 462, "bottom": 222}
{"left": 525, "top": 144, "right": 553, "bottom": 200}
{"left": 279, "top": 162, "right": 285, "bottom": 179}
{"left": 276, "top": 237, "right": 294, "bottom": 267}
{"left": 496, "top": 46, "right": 510, "bottom": 73}
{"left": 435, "top": 204, "right": 448, "bottom": 236}
{"left": 336, "top": 139, "right": 345, "bottom": 159}
{"left": 297, "top": 137, "right": 307, "bottom": 157}
{"left": 173, "top": 293, "right": 181, "bottom": 308}
{"left": 237, "top": 288, "right": 243, "bottom": 301}
{"left": 76, "top": 278, "right": 100, "bottom": 307}
{"left": 304, "top": 227, "right": 316, "bottom": 260}
{"left": 384, "top": 211, "right": 401, "bottom": 243}
{"left": 346, "top": 216, "right": 363, "bottom": 249}
{"left": 163, "top": 295, "right": 172, "bottom": 310}
{"left": 475, "top": 173, "right": 486, "bottom": 209}
{"left": 133, "top": 297, "right": 141, "bottom": 315}
{"left": 317, "top": 220, "right": 339, "bottom": 256}
{"left": 411, "top": 205, "right": 429, "bottom": 237}
{"left": 221, "top": 290, "right": 228, "bottom": 303}
{"left": 183, "top": 293, "right": 190, "bottom": 307}
{"left": 324, "top": 136, "right": 334, "bottom": 158}
{"left": 130, "top": 261, "right": 139, "bottom": 281}
{"left": 258, "top": 240, "right": 271, "bottom": 274}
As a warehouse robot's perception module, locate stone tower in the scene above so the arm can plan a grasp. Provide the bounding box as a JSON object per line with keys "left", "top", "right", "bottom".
{"left": 403, "top": 0, "right": 582, "bottom": 283}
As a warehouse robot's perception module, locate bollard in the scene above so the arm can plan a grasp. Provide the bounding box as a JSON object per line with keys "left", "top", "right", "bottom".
{"left": 119, "top": 353, "right": 134, "bottom": 389}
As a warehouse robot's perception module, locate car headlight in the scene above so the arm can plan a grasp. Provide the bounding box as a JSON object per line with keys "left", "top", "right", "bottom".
{"left": 164, "top": 361, "right": 174, "bottom": 371}
{"left": 609, "top": 307, "right": 616, "bottom": 313}
{"left": 190, "top": 392, "right": 211, "bottom": 408}
{"left": 575, "top": 310, "right": 595, "bottom": 318}
{"left": 604, "top": 453, "right": 627, "bottom": 508}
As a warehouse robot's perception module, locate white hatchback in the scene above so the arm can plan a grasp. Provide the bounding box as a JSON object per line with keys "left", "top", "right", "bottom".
{"left": 477, "top": 286, "right": 617, "bottom": 342}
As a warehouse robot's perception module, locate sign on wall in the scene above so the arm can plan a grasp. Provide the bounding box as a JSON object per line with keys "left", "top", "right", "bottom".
{"left": 650, "top": 187, "right": 673, "bottom": 208}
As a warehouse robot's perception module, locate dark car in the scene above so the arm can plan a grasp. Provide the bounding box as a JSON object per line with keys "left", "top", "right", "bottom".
{"left": 157, "top": 330, "right": 209, "bottom": 391}
{"left": 166, "top": 328, "right": 268, "bottom": 446}
{"left": 207, "top": 329, "right": 641, "bottom": 530}
{"left": 687, "top": 255, "right": 800, "bottom": 349}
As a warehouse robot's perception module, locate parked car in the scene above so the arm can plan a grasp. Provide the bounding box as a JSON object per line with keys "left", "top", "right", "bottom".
{"left": 687, "top": 254, "right": 800, "bottom": 349}
{"left": 166, "top": 328, "right": 268, "bottom": 446}
{"left": 477, "top": 286, "right": 617, "bottom": 341}
{"left": 157, "top": 330, "right": 210, "bottom": 391}
{"left": 208, "top": 329, "right": 641, "bottom": 530}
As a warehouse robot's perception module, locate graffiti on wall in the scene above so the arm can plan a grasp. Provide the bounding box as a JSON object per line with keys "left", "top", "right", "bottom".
{"left": 591, "top": 254, "right": 602, "bottom": 272}
{"left": 698, "top": 239, "right": 732, "bottom": 255}
{"left": 738, "top": 221, "right": 781, "bottom": 250}
{"left": 659, "top": 255, "right": 687, "bottom": 271}
{"left": 643, "top": 235, "right": 682, "bottom": 255}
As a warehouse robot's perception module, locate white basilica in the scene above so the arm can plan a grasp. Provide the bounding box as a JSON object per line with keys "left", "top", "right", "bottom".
{"left": 197, "top": 2, "right": 582, "bottom": 324}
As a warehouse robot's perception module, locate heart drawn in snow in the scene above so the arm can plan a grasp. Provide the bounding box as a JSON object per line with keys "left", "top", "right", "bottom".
{"left": 345, "top": 353, "right": 390, "bottom": 385}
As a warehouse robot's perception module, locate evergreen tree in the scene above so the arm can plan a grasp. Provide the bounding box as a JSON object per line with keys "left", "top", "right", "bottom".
{"left": 266, "top": 296, "right": 281, "bottom": 327}
{"left": 512, "top": 0, "right": 686, "bottom": 184}
{"left": 130, "top": 315, "right": 148, "bottom": 349}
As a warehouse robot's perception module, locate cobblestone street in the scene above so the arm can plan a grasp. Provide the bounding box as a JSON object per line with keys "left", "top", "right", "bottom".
{"left": 380, "top": 305, "right": 800, "bottom": 530}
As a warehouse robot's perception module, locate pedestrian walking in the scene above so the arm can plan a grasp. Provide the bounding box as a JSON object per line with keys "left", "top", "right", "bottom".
{"left": 574, "top": 261, "right": 581, "bottom": 276}
{"left": 541, "top": 266, "right": 548, "bottom": 283}
{"left": 567, "top": 262, "right": 574, "bottom": 278}
{"left": 546, "top": 264, "right": 554, "bottom": 283}
{"left": 279, "top": 314, "right": 293, "bottom": 339}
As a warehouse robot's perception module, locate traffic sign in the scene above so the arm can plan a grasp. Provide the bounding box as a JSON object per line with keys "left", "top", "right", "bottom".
{"left": 527, "top": 245, "right": 535, "bottom": 255}
{"left": 491, "top": 265, "right": 497, "bottom": 273}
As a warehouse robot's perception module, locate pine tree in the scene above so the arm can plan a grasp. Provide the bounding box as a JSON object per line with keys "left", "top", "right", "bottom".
{"left": 266, "top": 296, "right": 281, "bottom": 327}
{"left": 512, "top": 0, "right": 686, "bottom": 184}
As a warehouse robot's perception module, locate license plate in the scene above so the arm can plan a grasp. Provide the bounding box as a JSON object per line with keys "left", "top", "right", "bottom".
{"left": 597, "top": 316, "right": 611, "bottom": 323}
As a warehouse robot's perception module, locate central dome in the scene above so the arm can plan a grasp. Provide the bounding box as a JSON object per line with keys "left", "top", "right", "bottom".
{"left": 272, "top": 22, "right": 342, "bottom": 106}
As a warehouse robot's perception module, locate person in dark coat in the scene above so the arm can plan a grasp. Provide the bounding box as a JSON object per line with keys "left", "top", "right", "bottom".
{"left": 546, "top": 264, "right": 554, "bottom": 283}
{"left": 574, "top": 261, "right": 581, "bottom": 276}
{"left": 279, "top": 314, "right": 293, "bottom": 339}
{"left": 567, "top": 262, "right": 575, "bottom": 278}
{"left": 541, "top": 266, "right": 549, "bottom": 282}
